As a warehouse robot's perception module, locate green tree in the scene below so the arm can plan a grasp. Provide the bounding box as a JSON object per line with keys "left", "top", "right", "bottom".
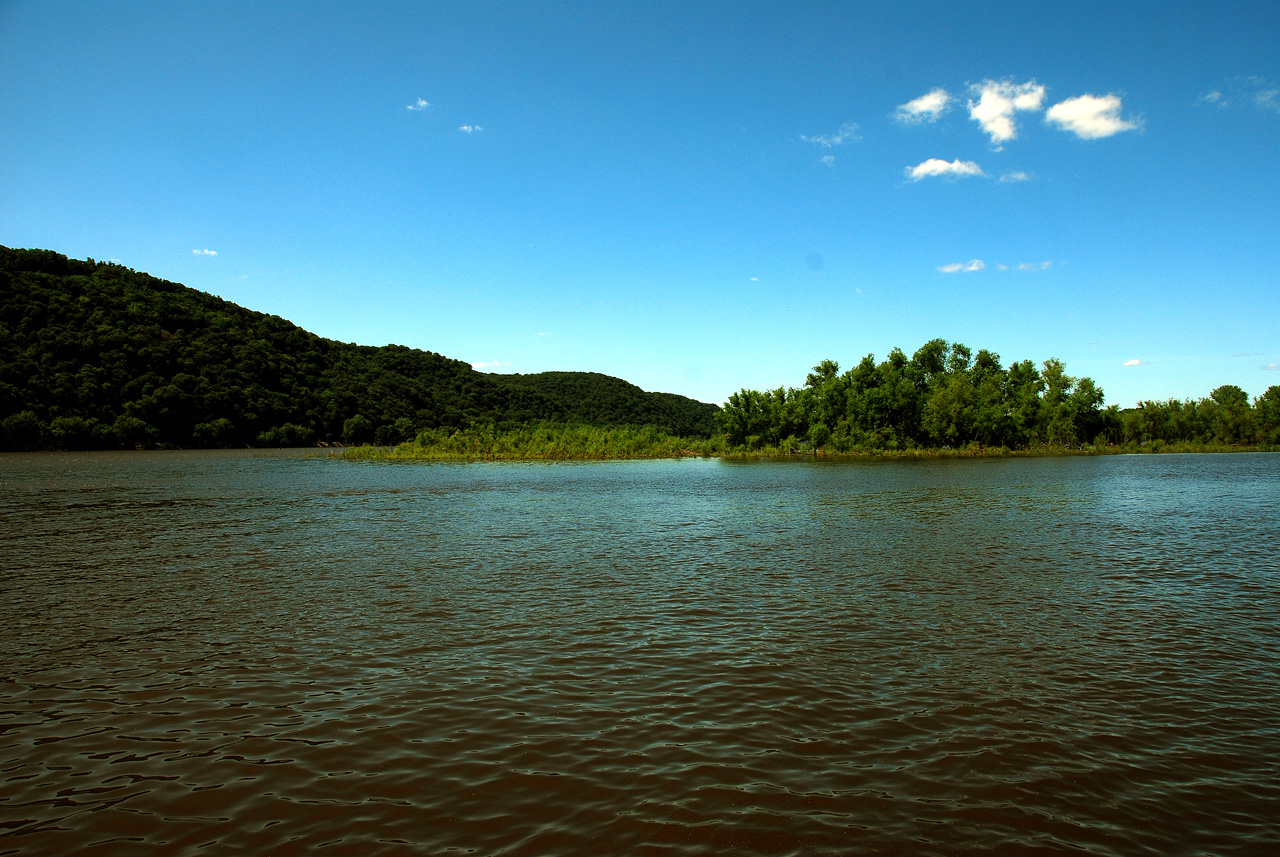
{"left": 922, "top": 370, "right": 975, "bottom": 447}
{"left": 970, "top": 350, "right": 1012, "bottom": 446}
{"left": 257, "top": 423, "right": 315, "bottom": 447}
{"left": 193, "top": 417, "right": 238, "bottom": 448}
{"left": 1038, "top": 359, "right": 1077, "bottom": 445}
{"left": 1208, "top": 384, "right": 1253, "bottom": 443}
{"left": 1, "top": 410, "right": 43, "bottom": 450}
{"left": 1005, "top": 360, "right": 1042, "bottom": 445}
{"left": 1256, "top": 386, "right": 1280, "bottom": 443}
{"left": 1069, "top": 377, "right": 1106, "bottom": 442}
{"left": 342, "top": 414, "right": 374, "bottom": 446}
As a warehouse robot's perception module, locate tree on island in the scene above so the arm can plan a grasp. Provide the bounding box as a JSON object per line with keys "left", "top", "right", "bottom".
{"left": 717, "top": 339, "right": 1279, "bottom": 452}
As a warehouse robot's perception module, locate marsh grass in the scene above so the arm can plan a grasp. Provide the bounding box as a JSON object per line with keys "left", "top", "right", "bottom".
{"left": 342, "top": 424, "right": 1277, "bottom": 461}
{"left": 343, "top": 423, "right": 725, "bottom": 461}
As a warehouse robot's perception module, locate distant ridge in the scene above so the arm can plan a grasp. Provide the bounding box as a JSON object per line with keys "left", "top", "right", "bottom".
{"left": 0, "top": 247, "right": 719, "bottom": 450}
{"left": 492, "top": 371, "right": 718, "bottom": 436}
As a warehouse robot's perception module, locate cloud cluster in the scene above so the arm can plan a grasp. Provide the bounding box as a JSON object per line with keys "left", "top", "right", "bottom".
{"left": 809, "top": 75, "right": 1142, "bottom": 183}
{"left": 458, "top": 125, "right": 483, "bottom": 133}
{"left": 896, "top": 78, "right": 1139, "bottom": 147}
{"left": 938, "top": 259, "right": 984, "bottom": 273}
{"left": 895, "top": 88, "right": 952, "bottom": 124}
{"left": 801, "top": 122, "right": 859, "bottom": 164}
{"left": 968, "top": 80, "right": 1045, "bottom": 145}
{"left": 906, "top": 158, "right": 984, "bottom": 181}
{"left": 192, "top": 249, "right": 217, "bottom": 256}
{"left": 939, "top": 259, "right": 1054, "bottom": 273}
{"left": 801, "top": 121, "right": 860, "bottom": 147}
{"left": 1199, "top": 76, "right": 1280, "bottom": 114}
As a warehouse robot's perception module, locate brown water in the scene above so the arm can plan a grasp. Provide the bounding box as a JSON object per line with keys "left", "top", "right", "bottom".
{"left": 2, "top": 451, "right": 1279, "bottom": 856}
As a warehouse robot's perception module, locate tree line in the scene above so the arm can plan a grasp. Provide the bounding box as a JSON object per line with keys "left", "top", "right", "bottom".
{"left": 3, "top": 247, "right": 1274, "bottom": 454}
{"left": 717, "top": 340, "right": 1279, "bottom": 452}
{"left": 1119, "top": 387, "right": 1278, "bottom": 447}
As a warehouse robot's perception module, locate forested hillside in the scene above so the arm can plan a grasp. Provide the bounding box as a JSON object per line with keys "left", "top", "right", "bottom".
{"left": 0, "top": 247, "right": 719, "bottom": 450}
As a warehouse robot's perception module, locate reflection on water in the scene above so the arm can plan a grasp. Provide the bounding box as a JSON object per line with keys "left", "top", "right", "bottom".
{"left": 2, "top": 451, "right": 1279, "bottom": 855}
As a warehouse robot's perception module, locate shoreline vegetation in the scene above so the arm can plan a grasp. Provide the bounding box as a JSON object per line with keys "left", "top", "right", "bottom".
{"left": 341, "top": 423, "right": 1278, "bottom": 462}
{"left": 4, "top": 247, "right": 1278, "bottom": 457}
{"left": 349, "top": 338, "right": 1278, "bottom": 460}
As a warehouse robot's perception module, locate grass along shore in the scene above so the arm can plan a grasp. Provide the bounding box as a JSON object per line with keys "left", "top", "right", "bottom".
{"left": 339, "top": 424, "right": 1277, "bottom": 461}
{"left": 341, "top": 424, "right": 724, "bottom": 460}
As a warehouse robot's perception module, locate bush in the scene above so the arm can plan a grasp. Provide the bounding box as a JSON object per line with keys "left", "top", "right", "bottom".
{"left": 193, "top": 417, "right": 238, "bottom": 448}
{"left": 256, "top": 423, "right": 315, "bottom": 447}
{"left": 1, "top": 410, "right": 44, "bottom": 451}
{"left": 342, "top": 414, "right": 373, "bottom": 445}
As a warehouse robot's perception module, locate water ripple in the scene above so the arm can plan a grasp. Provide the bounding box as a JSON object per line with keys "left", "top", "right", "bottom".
{"left": 2, "top": 451, "right": 1279, "bottom": 855}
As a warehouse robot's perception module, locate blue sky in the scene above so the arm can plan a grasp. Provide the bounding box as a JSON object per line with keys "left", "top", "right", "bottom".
{"left": 2, "top": 1, "right": 1277, "bottom": 408}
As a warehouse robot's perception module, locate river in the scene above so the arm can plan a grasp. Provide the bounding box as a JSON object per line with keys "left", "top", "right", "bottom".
{"left": 2, "top": 451, "right": 1278, "bottom": 855}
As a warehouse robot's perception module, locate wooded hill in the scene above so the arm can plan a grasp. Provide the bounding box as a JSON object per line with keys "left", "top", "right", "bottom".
{"left": 0, "top": 247, "right": 719, "bottom": 450}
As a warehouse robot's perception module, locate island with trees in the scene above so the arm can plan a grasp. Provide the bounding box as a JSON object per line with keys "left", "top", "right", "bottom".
{"left": 2, "top": 246, "right": 1276, "bottom": 457}
{"left": 711, "top": 344, "right": 1278, "bottom": 455}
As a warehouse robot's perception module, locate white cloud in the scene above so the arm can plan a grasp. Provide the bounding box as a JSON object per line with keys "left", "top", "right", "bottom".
{"left": 967, "top": 79, "right": 1045, "bottom": 144}
{"left": 471, "top": 359, "right": 510, "bottom": 370}
{"left": 1264, "top": 363, "right": 1280, "bottom": 371}
{"left": 1122, "top": 359, "right": 1146, "bottom": 366}
{"left": 938, "top": 259, "right": 984, "bottom": 273}
{"left": 906, "top": 158, "right": 984, "bottom": 181}
{"left": 407, "top": 98, "right": 430, "bottom": 111}
{"left": 820, "top": 154, "right": 835, "bottom": 167}
{"left": 1017, "top": 261, "right": 1052, "bottom": 270}
{"left": 192, "top": 248, "right": 217, "bottom": 255}
{"left": 458, "top": 125, "right": 483, "bottom": 133}
{"left": 1198, "top": 90, "right": 1229, "bottom": 108}
{"left": 749, "top": 277, "right": 759, "bottom": 281}
{"left": 1256, "top": 88, "right": 1280, "bottom": 113}
{"left": 1000, "top": 170, "right": 1031, "bottom": 183}
{"left": 996, "top": 264, "right": 1009, "bottom": 271}
{"left": 1045, "top": 94, "right": 1139, "bottom": 139}
{"left": 896, "top": 88, "right": 953, "bottom": 124}
{"left": 801, "top": 121, "right": 860, "bottom": 147}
